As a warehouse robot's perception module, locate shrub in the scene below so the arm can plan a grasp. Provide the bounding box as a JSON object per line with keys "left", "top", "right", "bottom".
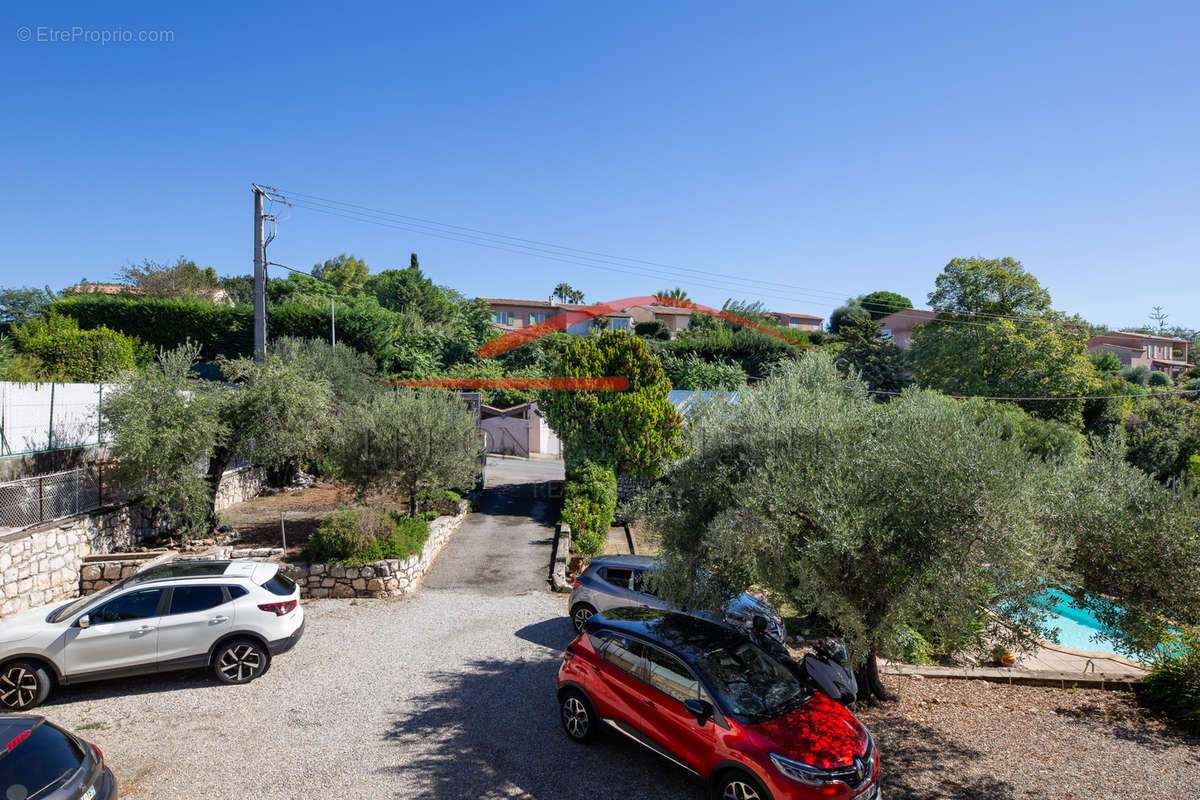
{"left": 561, "top": 461, "right": 617, "bottom": 557}
{"left": 303, "top": 505, "right": 429, "bottom": 565}
{"left": 658, "top": 351, "right": 746, "bottom": 391}
{"left": 1119, "top": 364, "right": 1152, "bottom": 386}
{"left": 1148, "top": 371, "right": 1172, "bottom": 388}
{"left": 10, "top": 313, "right": 150, "bottom": 381}
{"left": 1138, "top": 626, "right": 1200, "bottom": 733}
{"left": 634, "top": 320, "right": 671, "bottom": 340}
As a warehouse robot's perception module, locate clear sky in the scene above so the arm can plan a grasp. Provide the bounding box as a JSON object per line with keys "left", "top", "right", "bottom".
{"left": 1, "top": 1, "right": 1196, "bottom": 330}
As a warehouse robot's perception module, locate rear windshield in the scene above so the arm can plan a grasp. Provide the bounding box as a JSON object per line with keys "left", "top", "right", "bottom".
{"left": 262, "top": 573, "right": 296, "bottom": 596}
{"left": 0, "top": 722, "right": 85, "bottom": 800}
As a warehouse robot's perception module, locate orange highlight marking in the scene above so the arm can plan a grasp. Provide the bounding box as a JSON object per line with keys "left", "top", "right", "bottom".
{"left": 384, "top": 377, "right": 629, "bottom": 391}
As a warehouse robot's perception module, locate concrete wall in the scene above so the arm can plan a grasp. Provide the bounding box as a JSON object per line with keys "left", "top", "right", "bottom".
{"left": 0, "top": 381, "right": 109, "bottom": 456}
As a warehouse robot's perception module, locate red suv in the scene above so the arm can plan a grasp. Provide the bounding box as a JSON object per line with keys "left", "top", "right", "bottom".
{"left": 557, "top": 608, "right": 880, "bottom": 800}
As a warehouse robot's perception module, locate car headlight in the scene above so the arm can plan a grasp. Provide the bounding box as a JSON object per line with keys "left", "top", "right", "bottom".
{"left": 769, "top": 753, "right": 831, "bottom": 787}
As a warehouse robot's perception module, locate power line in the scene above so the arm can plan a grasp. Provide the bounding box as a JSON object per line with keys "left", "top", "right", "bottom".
{"left": 270, "top": 191, "right": 1068, "bottom": 336}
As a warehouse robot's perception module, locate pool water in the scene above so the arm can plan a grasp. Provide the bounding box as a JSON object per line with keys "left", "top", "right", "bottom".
{"left": 1036, "top": 588, "right": 1122, "bottom": 653}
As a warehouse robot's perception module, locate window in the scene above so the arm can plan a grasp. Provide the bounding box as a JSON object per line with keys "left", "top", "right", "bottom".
{"left": 610, "top": 317, "right": 630, "bottom": 331}
{"left": 603, "top": 567, "right": 634, "bottom": 589}
{"left": 0, "top": 721, "right": 85, "bottom": 800}
{"left": 492, "top": 311, "right": 511, "bottom": 325}
{"left": 169, "top": 586, "right": 227, "bottom": 615}
{"left": 790, "top": 319, "right": 800, "bottom": 328}
{"left": 228, "top": 585, "right": 249, "bottom": 600}
{"left": 530, "top": 312, "right": 547, "bottom": 324}
{"left": 600, "top": 636, "right": 647, "bottom": 677}
{"left": 90, "top": 588, "right": 164, "bottom": 623}
{"left": 263, "top": 573, "right": 297, "bottom": 596}
{"left": 646, "top": 646, "right": 700, "bottom": 704}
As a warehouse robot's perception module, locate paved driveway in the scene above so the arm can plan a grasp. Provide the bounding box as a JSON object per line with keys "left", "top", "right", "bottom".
{"left": 40, "top": 458, "right": 697, "bottom": 799}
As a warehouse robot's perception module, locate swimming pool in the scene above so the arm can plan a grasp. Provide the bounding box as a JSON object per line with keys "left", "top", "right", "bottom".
{"left": 1036, "top": 588, "right": 1123, "bottom": 653}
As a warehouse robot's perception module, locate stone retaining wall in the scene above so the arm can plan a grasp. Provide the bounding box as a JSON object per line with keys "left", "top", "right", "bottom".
{"left": 279, "top": 502, "right": 468, "bottom": 600}
{"left": 214, "top": 467, "right": 266, "bottom": 512}
{"left": 1, "top": 469, "right": 268, "bottom": 620}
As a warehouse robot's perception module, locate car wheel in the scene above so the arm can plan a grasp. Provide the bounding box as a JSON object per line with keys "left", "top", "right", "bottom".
{"left": 715, "top": 771, "right": 773, "bottom": 800}
{"left": 559, "top": 689, "right": 598, "bottom": 743}
{"left": 213, "top": 639, "right": 270, "bottom": 685}
{"left": 571, "top": 603, "right": 596, "bottom": 632}
{"left": 0, "top": 660, "right": 52, "bottom": 711}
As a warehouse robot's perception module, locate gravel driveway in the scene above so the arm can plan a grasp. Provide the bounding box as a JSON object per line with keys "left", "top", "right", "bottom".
{"left": 32, "top": 457, "right": 1200, "bottom": 799}
{"left": 38, "top": 457, "right": 699, "bottom": 800}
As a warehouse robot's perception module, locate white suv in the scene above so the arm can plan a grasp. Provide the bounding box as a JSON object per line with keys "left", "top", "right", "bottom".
{"left": 0, "top": 559, "right": 304, "bottom": 710}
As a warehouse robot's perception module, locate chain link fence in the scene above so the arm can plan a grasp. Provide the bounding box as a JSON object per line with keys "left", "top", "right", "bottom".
{"left": 0, "top": 466, "right": 117, "bottom": 530}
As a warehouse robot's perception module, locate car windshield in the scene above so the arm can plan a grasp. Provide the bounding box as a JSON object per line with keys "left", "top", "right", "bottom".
{"left": 694, "top": 640, "right": 809, "bottom": 722}
{"left": 48, "top": 580, "right": 128, "bottom": 623}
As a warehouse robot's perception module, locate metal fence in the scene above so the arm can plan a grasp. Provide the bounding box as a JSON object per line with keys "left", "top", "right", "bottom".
{"left": 0, "top": 466, "right": 111, "bottom": 530}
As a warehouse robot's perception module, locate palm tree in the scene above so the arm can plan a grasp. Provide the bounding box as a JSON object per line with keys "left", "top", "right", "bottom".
{"left": 655, "top": 287, "right": 689, "bottom": 303}
{"left": 553, "top": 283, "right": 584, "bottom": 304}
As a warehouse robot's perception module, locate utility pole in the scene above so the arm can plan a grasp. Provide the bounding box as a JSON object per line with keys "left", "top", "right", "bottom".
{"left": 252, "top": 185, "right": 268, "bottom": 360}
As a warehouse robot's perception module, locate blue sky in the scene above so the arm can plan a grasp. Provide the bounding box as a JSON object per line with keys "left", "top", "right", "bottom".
{"left": 1, "top": 1, "right": 1197, "bottom": 330}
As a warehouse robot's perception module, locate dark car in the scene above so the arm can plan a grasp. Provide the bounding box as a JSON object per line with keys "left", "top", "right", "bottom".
{"left": 557, "top": 608, "right": 879, "bottom": 800}
{"left": 0, "top": 716, "right": 116, "bottom": 800}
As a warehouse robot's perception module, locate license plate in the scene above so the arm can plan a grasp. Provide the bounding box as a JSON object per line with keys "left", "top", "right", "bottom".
{"left": 82, "top": 786, "right": 96, "bottom": 800}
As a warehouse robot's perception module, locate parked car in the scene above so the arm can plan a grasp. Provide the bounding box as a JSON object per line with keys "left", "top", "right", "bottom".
{"left": 568, "top": 555, "right": 786, "bottom": 638}
{"left": 0, "top": 559, "right": 304, "bottom": 711}
{"left": 0, "top": 715, "right": 116, "bottom": 800}
{"left": 557, "top": 608, "right": 879, "bottom": 800}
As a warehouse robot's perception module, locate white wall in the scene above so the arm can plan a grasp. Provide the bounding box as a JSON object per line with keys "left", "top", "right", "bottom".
{"left": 1, "top": 382, "right": 107, "bottom": 455}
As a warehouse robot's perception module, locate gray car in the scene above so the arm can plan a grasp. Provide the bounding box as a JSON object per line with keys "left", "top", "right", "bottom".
{"left": 567, "top": 554, "right": 786, "bottom": 638}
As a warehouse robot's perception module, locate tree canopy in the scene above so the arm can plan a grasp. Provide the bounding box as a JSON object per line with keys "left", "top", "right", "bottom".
{"left": 118, "top": 257, "right": 220, "bottom": 298}
{"left": 857, "top": 290, "right": 913, "bottom": 320}
{"left": 928, "top": 256, "right": 1051, "bottom": 317}
{"left": 540, "top": 330, "right": 684, "bottom": 477}
{"left": 364, "top": 254, "right": 453, "bottom": 321}
{"left": 638, "top": 353, "right": 1200, "bottom": 698}
{"left": 553, "top": 283, "right": 584, "bottom": 304}
{"left": 311, "top": 253, "right": 369, "bottom": 293}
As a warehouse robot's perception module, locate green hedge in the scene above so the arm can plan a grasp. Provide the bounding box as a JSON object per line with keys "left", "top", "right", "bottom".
{"left": 561, "top": 461, "right": 617, "bottom": 557}
{"left": 302, "top": 506, "right": 430, "bottom": 565}
{"left": 53, "top": 295, "right": 252, "bottom": 361}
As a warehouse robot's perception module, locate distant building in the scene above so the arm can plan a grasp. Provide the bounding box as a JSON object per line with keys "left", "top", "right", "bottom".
{"left": 479, "top": 297, "right": 822, "bottom": 340}
{"left": 1087, "top": 331, "right": 1190, "bottom": 377}
{"left": 876, "top": 309, "right": 938, "bottom": 349}
{"left": 765, "top": 312, "right": 823, "bottom": 331}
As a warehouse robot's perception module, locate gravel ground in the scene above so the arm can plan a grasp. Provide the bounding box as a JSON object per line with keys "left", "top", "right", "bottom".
{"left": 38, "top": 458, "right": 699, "bottom": 800}
{"left": 32, "top": 457, "right": 1200, "bottom": 799}
{"left": 859, "top": 676, "right": 1200, "bottom": 799}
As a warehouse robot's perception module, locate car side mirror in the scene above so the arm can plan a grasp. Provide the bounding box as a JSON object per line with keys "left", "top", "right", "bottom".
{"left": 684, "top": 699, "right": 713, "bottom": 727}
{"left": 77, "top": 614, "right": 90, "bottom": 629}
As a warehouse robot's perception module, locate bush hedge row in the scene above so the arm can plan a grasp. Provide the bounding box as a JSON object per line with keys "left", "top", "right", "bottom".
{"left": 302, "top": 506, "right": 430, "bottom": 565}
{"left": 561, "top": 461, "right": 617, "bottom": 557}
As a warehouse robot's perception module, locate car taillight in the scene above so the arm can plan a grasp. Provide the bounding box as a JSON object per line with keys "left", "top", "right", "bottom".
{"left": 5, "top": 730, "right": 29, "bottom": 751}
{"left": 572, "top": 581, "right": 580, "bottom": 588}
{"left": 91, "top": 742, "right": 104, "bottom": 770}
{"left": 258, "top": 600, "right": 297, "bottom": 616}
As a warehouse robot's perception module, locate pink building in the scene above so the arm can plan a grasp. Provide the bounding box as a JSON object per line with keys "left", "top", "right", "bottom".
{"left": 1087, "top": 332, "right": 1190, "bottom": 378}
{"left": 876, "top": 309, "right": 938, "bottom": 349}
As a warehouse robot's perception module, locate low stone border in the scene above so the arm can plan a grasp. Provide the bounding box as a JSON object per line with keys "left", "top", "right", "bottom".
{"left": 279, "top": 501, "right": 468, "bottom": 600}
{"left": 550, "top": 523, "right": 572, "bottom": 593}
{"left": 882, "top": 662, "right": 1143, "bottom": 691}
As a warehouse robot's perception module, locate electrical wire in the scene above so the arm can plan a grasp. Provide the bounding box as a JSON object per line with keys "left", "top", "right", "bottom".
{"left": 271, "top": 186, "right": 1067, "bottom": 326}
{"left": 274, "top": 195, "right": 1068, "bottom": 336}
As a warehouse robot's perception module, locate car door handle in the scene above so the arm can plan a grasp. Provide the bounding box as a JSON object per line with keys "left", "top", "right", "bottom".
{"left": 136, "top": 625, "right": 154, "bottom": 633}
{"left": 645, "top": 699, "right": 656, "bottom": 708}
{"left": 211, "top": 615, "right": 229, "bottom": 623}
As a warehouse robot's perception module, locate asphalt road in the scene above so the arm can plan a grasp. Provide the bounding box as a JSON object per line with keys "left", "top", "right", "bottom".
{"left": 41, "top": 457, "right": 699, "bottom": 800}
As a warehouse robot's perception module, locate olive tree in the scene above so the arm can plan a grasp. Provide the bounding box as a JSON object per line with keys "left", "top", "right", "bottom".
{"left": 639, "top": 354, "right": 1068, "bottom": 698}
{"left": 102, "top": 344, "right": 222, "bottom": 537}
{"left": 639, "top": 353, "right": 1200, "bottom": 700}
{"left": 334, "top": 388, "right": 482, "bottom": 516}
